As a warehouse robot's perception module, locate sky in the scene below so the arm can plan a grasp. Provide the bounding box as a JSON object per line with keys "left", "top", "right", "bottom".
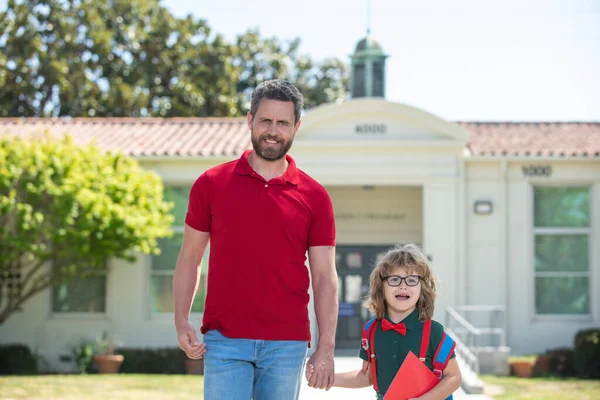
{"left": 2, "top": 0, "right": 599, "bottom": 121}
{"left": 162, "top": 0, "right": 600, "bottom": 122}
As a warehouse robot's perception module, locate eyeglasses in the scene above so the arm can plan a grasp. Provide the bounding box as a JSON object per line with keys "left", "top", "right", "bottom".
{"left": 384, "top": 275, "right": 421, "bottom": 287}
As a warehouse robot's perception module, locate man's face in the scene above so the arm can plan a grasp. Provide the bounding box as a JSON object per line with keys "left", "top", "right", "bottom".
{"left": 247, "top": 99, "right": 301, "bottom": 162}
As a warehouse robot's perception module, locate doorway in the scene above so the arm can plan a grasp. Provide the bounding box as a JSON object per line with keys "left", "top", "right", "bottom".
{"left": 335, "top": 245, "right": 393, "bottom": 349}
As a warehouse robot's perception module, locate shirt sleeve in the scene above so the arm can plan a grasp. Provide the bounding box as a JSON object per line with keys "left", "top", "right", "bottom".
{"left": 307, "top": 187, "right": 336, "bottom": 247}
{"left": 185, "top": 172, "right": 212, "bottom": 232}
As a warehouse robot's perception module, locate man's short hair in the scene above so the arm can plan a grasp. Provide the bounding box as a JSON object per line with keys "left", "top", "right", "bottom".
{"left": 250, "top": 80, "right": 304, "bottom": 124}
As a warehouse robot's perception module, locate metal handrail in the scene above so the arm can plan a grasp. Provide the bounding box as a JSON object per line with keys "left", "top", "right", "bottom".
{"left": 451, "top": 305, "right": 506, "bottom": 347}
{"left": 446, "top": 306, "right": 481, "bottom": 335}
{"left": 447, "top": 327, "right": 480, "bottom": 376}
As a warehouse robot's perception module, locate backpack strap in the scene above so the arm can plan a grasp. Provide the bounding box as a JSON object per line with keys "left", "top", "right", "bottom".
{"left": 361, "top": 318, "right": 379, "bottom": 392}
{"left": 432, "top": 332, "right": 456, "bottom": 380}
{"left": 420, "top": 320, "right": 432, "bottom": 361}
{"left": 421, "top": 320, "right": 455, "bottom": 399}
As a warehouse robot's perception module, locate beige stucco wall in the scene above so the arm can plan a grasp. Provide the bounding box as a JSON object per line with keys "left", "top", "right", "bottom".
{"left": 465, "top": 159, "right": 600, "bottom": 355}
{"left": 0, "top": 98, "right": 482, "bottom": 370}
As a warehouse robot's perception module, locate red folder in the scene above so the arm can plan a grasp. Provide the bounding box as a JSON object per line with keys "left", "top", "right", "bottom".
{"left": 384, "top": 351, "right": 439, "bottom": 400}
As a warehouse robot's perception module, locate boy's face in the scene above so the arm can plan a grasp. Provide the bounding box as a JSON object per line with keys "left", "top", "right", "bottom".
{"left": 383, "top": 266, "right": 421, "bottom": 318}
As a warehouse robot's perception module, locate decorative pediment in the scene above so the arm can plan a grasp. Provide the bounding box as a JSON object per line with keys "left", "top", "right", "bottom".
{"left": 298, "top": 98, "right": 470, "bottom": 143}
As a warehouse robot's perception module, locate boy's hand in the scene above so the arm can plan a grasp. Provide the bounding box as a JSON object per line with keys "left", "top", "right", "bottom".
{"left": 305, "top": 362, "right": 315, "bottom": 381}
{"left": 307, "top": 348, "right": 335, "bottom": 390}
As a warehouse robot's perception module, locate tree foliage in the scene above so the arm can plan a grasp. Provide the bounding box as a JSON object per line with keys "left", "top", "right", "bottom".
{"left": 0, "top": 133, "right": 173, "bottom": 324}
{"left": 0, "top": 0, "right": 349, "bottom": 117}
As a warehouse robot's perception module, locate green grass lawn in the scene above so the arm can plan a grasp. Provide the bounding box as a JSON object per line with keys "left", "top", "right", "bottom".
{"left": 2, "top": 374, "right": 600, "bottom": 400}
{"left": 0, "top": 374, "right": 204, "bottom": 400}
{"left": 481, "top": 375, "right": 600, "bottom": 400}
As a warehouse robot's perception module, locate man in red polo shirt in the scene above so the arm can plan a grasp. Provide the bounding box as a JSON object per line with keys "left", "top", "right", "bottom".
{"left": 173, "top": 79, "right": 338, "bottom": 400}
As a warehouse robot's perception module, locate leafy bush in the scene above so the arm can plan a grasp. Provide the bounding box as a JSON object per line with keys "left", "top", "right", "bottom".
{"left": 117, "top": 347, "right": 187, "bottom": 374}
{"left": 546, "top": 347, "right": 575, "bottom": 376}
{"left": 0, "top": 344, "right": 38, "bottom": 375}
{"left": 0, "top": 134, "right": 173, "bottom": 325}
{"left": 574, "top": 328, "right": 600, "bottom": 379}
{"left": 71, "top": 340, "right": 95, "bottom": 374}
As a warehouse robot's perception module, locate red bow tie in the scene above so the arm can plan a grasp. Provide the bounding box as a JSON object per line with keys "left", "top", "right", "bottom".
{"left": 382, "top": 319, "right": 407, "bottom": 335}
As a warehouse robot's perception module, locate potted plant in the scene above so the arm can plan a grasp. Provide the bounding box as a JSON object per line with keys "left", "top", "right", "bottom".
{"left": 509, "top": 355, "right": 535, "bottom": 378}
{"left": 93, "top": 332, "right": 124, "bottom": 374}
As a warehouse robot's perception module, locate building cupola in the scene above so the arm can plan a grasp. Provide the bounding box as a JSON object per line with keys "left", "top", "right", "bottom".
{"left": 350, "top": 33, "right": 388, "bottom": 98}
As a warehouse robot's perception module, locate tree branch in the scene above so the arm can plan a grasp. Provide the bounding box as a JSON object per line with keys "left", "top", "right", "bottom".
{"left": 0, "top": 276, "right": 51, "bottom": 325}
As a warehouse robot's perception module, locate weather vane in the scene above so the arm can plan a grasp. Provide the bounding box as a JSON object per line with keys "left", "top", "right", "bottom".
{"left": 367, "top": 0, "right": 372, "bottom": 35}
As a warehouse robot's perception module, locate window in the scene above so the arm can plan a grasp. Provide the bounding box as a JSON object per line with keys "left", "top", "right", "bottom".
{"left": 150, "top": 186, "right": 208, "bottom": 313}
{"left": 533, "top": 187, "right": 591, "bottom": 315}
{"left": 52, "top": 264, "right": 106, "bottom": 313}
{"left": 352, "top": 62, "right": 365, "bottom": 98}
{"left": 372, "top": 61, "right": 384, "bottom": 97}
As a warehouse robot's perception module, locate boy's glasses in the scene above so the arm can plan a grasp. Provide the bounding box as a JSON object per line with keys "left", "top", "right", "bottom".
{"left": 384, "top": 275, "right": 421, "bottom": 287}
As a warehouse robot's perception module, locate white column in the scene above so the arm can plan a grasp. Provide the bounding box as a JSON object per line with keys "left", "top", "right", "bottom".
{"left": 423, "top": 182, "right": 459, "bottom": 323}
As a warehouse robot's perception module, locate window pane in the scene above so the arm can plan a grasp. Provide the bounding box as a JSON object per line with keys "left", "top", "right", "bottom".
{"left": 52, "top": 275, "right": 106, "bottom": 313}
{"left": 534, "top": 187, "right": 590, "bottom": 227}
{"left": 164, "top": 186, "right": 191, "bottom": 226}
{"left": 190, "top": 274, "right": 208, "bottom": 313}
{"left": 535, "top": 276, "right": 589, "bottom": 314}
{"left": 151, "top": 275, "right": 207, "bottom": 313}
{"left": 150, "top": 276, "right": 174, "bottom": 313}
{"left": 535, "top": 234, "right": 588, "bottom": 272}
{"left": 151, "top": 245, "right": 209, "bottom": 313}
{"left": 152, "top": 233, "right": 183, "bottom": 271}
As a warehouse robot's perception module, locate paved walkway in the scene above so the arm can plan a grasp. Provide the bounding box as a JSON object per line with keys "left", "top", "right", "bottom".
{"left": 298, "top": 357, "right": 494, "bottom": 400}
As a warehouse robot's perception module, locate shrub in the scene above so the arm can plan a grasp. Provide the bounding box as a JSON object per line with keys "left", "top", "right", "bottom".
{"left": 71, "top": 340, "right": 95, "bottom": 374}
{"left": 574, "top": 328, "right": 600, "bottom": 379}
{"left": 546, "top": 347, "right": 575, "bottom": 377}
{"left": 0, "top": 344, "right": 38, "bottom": 375}
{"left": 117, "top": 347, "right": 187, "bottom": 374}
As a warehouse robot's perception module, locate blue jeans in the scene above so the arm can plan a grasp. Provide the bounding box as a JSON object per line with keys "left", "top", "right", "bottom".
{"left": 203, "top": 329, "right": 308, "bottom": 400}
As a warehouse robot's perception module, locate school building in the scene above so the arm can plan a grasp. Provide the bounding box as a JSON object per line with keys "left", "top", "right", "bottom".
{"left": 1, "top": 35, "right": 599, "bottom": 379}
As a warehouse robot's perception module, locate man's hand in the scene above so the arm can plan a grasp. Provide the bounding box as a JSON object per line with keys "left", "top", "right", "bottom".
{"left": 176, "top": 320, "right": 206, "bottom": 359}
{"left": 306, "top": 348, "right": 335, "bottom": 390}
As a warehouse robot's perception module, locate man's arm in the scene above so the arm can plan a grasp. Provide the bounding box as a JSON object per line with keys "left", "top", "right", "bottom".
{"left": 173, "top": 224, "right": 210, "bottom": 359}
{"left": 306, "top": 245, "right": 338, "bottom": 390}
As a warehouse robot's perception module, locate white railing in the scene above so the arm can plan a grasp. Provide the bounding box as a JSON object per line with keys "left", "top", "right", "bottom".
{"left": 446, "top": 305, "right": 506, "bottom": 349}
{"left": 445, "top": 305, "right": 507, "bottom": 394}
{"left": 446, "top": 326, "right": 480, "bottom": 376}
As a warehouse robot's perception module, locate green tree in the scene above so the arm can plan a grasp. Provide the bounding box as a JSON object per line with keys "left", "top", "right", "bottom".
{"left": 0, "top": 133, "right": 174, "bottom": 324}
{"left": 233, "top": 29, "right": 350, "bottom": 113}
{"left": 292, "top": 56, "right": 350, "bottom": 109}
{"left": 0, "top": 1, "right": 349, "bottom": 117}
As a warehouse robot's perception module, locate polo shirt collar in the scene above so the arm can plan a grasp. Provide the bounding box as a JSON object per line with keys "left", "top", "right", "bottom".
{"left": 384, "top": 307, "right": 420, "bottom": 331}
{"left": 234, "top": 149, "right": 299, "bottom": 185}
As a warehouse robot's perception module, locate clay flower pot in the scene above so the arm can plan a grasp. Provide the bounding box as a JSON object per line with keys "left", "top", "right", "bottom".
{"left": 511, "top": 361, "right": 533, "bottom": 378}
{"left": 94, "top": 354, "right": 124, "bottom": 374}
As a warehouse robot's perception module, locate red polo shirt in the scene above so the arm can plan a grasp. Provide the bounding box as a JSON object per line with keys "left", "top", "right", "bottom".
{"left": 185, "top": 150, "right": 336, "bottom": 341}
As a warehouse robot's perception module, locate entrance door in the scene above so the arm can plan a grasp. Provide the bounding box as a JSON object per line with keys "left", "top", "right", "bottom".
{"left": 335, "top": 245, "right": 393, "bottom": 349}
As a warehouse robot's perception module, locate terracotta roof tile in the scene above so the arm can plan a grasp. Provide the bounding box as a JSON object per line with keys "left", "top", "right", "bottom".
{"left": 458, "top": 122, "right": 600, "bottom": 157}
{"left": 0, "top": 117, "right": 251, "bottom": 158}
{"left": 1, "top": 118, "right": 599, "bottom": 158}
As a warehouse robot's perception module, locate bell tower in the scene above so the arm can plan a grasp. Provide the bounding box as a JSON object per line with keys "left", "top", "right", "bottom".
{"left": 350, "top": 0, "right": 388, "bottom": 98}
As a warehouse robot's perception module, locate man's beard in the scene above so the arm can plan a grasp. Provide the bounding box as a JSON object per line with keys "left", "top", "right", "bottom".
{"left": 251, "top": 131, "right": 294, "bottom": 162}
